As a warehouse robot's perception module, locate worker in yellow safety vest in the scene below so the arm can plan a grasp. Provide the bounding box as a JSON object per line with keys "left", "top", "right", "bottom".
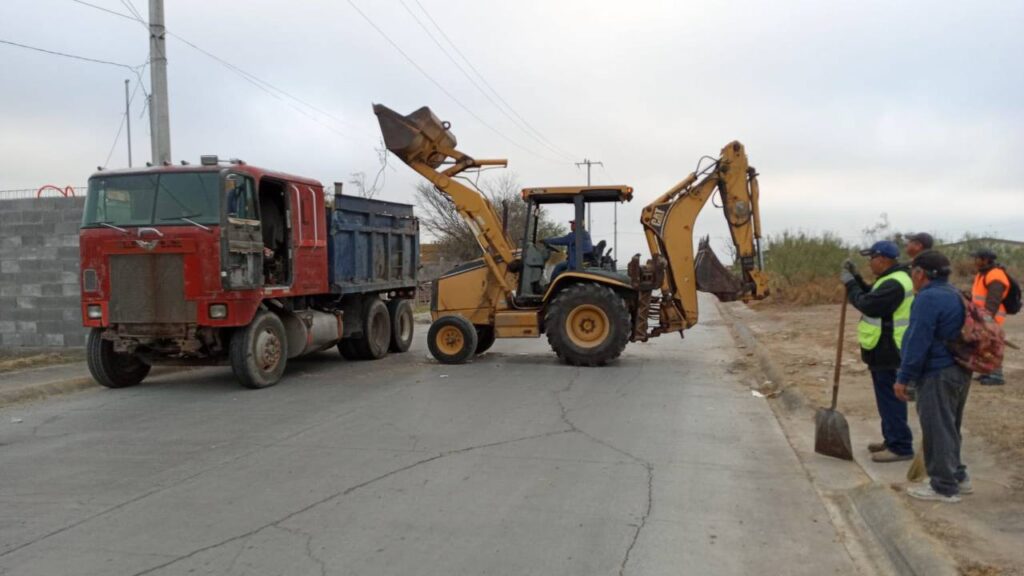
{"left": 971, "top": 248, "right": 1009, "bottom": 385}
{"left": 840, "top": 240, "right": 915, "bottom": 462}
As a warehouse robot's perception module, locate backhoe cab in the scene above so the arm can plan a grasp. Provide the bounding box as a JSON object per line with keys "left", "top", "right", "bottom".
{"left": 374, "top": 104, "right": 768, "bottom": 366}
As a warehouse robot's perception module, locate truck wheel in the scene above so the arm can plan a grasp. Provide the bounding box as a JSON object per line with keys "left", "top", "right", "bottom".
{"left": 545, "top": 283, "right": 630, "bottom": 367}
{"left": 387, "top": 299, "right": 414, "bottom": 353}
{"left": 354, "top": 298, "right": 391, "bottom": 360}
{"left": 427, "top": 316, "right": 478, "bottom": 364}
{"left": 475, "top": 326, "right": 496, "bottom": 354}
{"left": 230, "top": 311, "right": 288, "bottom": 389}
{"left": 337, "top": 338, "right": 361, "bottom": 360}
{"left": 86, "top": 328, "right": 151, "bottom": 388}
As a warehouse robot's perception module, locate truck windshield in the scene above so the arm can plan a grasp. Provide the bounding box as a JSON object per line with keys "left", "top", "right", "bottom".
{"left": 82, "top": 172, "right": 221, "bottom": 228}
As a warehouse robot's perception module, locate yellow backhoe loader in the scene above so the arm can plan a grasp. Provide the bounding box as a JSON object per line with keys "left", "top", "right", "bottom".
{"left": 374, "top": 104, "right": 769, "bottom": 365}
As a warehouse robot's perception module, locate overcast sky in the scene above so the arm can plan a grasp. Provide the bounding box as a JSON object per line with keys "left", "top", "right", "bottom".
{"left": 2, "top": 0, "right": 1022, "bottom": 259}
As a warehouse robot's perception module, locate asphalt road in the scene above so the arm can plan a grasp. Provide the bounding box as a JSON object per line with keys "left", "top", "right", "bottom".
{"left": 0, "top": 299, "right": 859, "bottom": 576}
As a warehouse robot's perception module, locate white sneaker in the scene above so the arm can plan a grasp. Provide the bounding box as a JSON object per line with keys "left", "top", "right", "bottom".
{"left": 958, "top": 479, "right": 974, "bottom": 495}
{"left": 906, "top": 483, "right": 961, "bottom": 503}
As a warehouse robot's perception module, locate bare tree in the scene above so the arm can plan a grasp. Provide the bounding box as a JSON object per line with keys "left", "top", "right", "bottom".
{"left": 348, "top": 140, "right": 390, "bottom": 199}
{"left": 416, "top": 171, "right": 566, "bottom": 263}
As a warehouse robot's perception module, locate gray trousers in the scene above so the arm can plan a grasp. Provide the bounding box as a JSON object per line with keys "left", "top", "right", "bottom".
{"left": 916, "top": 365, "right": 972, "bottom": 496}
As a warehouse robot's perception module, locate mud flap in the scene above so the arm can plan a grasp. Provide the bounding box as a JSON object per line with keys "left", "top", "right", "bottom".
{"left": 694, "top": 236, "right": 744, "bottom": 302}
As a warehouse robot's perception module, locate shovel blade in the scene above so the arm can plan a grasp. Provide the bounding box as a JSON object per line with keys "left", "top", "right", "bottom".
{"left": 814, "top": 408, "right": 853, "bottom": 460}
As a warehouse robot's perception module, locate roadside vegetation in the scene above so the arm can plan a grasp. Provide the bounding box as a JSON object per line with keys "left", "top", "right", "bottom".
{"left": 762, "top": 217, "right": 1024, "bottom": 305}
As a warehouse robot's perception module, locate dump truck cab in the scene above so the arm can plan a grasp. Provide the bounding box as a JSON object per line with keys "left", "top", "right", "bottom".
{"left": 79, "top": 157, "right": 420, "bottom": 389}
{"left": 516, "top": 185, "right": 632, "bottom": 302}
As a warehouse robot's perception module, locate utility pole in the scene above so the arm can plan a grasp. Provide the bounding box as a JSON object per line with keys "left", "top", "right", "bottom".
{"left": 124, "top": 79, "right": 132, "bottom": 167}
{"left": 148, "top": 0, "right": 171, "bottom": 164}
{"left": 575, "top": 158, "right": 602, "bottom": 230}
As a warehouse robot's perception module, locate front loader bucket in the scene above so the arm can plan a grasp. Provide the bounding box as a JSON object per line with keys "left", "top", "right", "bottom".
{"left": 373, "top": 104, "right": 457, "bottom": 169}
{"left": 694, "top": 236, "right": 744, "bottom": 301}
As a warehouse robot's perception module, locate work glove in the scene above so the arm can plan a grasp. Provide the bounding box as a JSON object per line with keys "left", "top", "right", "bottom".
{"left": 840, "top": 269, "right": 856, "bottom": 285}
{"left": 842, "top": 258, "right": 858, "bottom": 275}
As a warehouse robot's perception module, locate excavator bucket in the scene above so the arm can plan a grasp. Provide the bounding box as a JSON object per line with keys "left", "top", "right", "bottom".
{"left": 694, "top": 236, "right": 744, "bottom": 302}
{"left": 373, "top": 104, "right": 457, "bottom": 169}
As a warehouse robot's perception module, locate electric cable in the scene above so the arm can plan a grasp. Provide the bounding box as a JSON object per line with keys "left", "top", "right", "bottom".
{"left": 0, "top": 38, "right": 141, "bottom": 70}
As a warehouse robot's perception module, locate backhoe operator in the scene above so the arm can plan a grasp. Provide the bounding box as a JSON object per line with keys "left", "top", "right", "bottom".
{"left": 545, "top": 220, "right": 592, "bottom": 279}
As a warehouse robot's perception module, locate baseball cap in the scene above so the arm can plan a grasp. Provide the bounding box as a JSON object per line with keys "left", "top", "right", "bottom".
{"left": 912, "top": 250, "right": 951, "bottom": 279}
{"left": 970, "top": 247, "right": 997, "bottom": 260}
{"left": 859, "top": 240, "right": 900, "bottom": 259}
{"left": 906, "top": 232, "right": 934, "bottom": 250}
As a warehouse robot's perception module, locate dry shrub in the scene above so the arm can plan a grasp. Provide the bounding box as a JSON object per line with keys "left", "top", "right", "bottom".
{"left": 763, "top": 231, "right": 854, "bottom": 305}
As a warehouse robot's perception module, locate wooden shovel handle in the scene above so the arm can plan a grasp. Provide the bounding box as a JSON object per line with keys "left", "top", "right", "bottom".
{"left": 831, "top": 288, "right": 848, "bottom": 410}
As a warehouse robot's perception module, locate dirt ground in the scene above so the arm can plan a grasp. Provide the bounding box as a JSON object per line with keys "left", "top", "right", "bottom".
{"left": 0, "top": 348, "right": 84, "bottom": 373}
{"left": 730, "top": 300, "right": 1024, "bottom": 576}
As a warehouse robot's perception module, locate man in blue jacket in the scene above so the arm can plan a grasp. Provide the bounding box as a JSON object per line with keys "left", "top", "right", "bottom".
{"left": 545, "top": 220, "right": 593, "bottom": 279}
{"left": 894, "top": 250, "right": 971, "bottom": 503}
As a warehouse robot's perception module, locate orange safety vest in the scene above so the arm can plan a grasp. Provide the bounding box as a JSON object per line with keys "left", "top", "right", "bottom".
{"left": 972, "top": 267, "right": 1009, "bottom": 325}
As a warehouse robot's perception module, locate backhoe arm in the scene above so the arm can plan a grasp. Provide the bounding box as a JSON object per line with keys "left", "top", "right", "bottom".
{"left": 639, "top": 141, "right": 768, "bottom": 330}
{"left": 374, "top": 104, "right": 517, "bottom": 297}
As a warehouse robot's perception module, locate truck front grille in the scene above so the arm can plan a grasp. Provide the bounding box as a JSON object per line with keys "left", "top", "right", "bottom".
{"left": 108, "top": 254, "right": 196, "bottom": 324}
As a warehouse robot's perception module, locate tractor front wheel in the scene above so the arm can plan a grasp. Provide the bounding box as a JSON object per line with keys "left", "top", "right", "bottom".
{"left": 545, "top": 283, "right": 630, "bottom": 366}
{"left": 427, "top": 316, "right": 478, "bottom": 364}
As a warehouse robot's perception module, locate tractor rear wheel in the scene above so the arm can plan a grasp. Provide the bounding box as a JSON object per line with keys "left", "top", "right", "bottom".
{"left": 475, "top": 326, "right": 496, "bottom": 354}
{"left": 545, "top": 283, "right": 630, "bottom": 366}
{"left": 427, "top": 316, "right": 477, "bottom": 364}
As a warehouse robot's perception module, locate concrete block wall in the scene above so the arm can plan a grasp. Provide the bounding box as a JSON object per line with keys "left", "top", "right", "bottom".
{"left": 0, "top": 197, "right": 87, "bottom": 348}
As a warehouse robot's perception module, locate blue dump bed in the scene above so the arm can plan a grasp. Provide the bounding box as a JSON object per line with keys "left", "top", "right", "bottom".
{"left": 327, "top": 195, "right": 419, "bottom": 295}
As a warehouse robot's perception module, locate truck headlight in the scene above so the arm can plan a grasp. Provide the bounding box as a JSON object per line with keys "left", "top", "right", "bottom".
{"left": 209, "top": 304, "right": 228, "bottom": 319}
{"left": 86, "top": 305, "right": 102, "bottom": 319}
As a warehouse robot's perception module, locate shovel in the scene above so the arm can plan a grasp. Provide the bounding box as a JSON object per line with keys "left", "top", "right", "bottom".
{"left": 815, "top": 290, "right": 854, "bottom": 460}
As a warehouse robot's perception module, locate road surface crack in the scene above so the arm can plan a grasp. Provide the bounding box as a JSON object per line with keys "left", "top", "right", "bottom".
{"left": 553, "top": 365, "right": 654, "bottom": 576}
{"left": 128, "top": 429, "right": 571, "bottom": 576}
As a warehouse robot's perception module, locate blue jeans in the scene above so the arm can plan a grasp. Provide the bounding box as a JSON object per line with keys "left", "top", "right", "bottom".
{"left": 871, "top": 369, "right": 913, "bottom": 456}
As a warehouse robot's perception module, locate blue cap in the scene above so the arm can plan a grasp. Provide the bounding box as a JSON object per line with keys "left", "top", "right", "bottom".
{"left": 859, "top": 240, "right": 899, "bottom": 259}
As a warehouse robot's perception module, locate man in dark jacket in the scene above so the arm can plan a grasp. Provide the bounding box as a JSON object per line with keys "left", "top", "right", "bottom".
{"left": 895, "top": 250, "right": 970, "bottom": 503}
{"left": 841, "top": 240, "right": 914, "bottom": 462}
{"left": 905, "top": 232, "right": 934, "bottom": 259}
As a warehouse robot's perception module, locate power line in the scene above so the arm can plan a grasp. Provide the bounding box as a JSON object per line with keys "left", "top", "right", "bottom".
{"left": 410, "top": 0, "right": 579, "bottom": 161}
{"left": 104, "top": 77, "right": 144, "bottom": 167}
{"left": 0, "top": 38, "right": 141, "bottom": 70}
{"left": 120, "top": 0, "right": 145, "bottom": 22}
{"left": 397, "top": 0, "right": 576, "bottom": 162}
{"left": 68, "top": 0, "right": 139, "bottom": 23}
{"left": 344, "top": 0, "right": 567, "bottom": 164}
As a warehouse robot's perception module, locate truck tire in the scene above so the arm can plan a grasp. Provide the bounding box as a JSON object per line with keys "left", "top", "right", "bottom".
{"left": 354, "top": 297, "right": 391, "bottom": 360}
{"left": 475, "top": 326, "right": 496, "bottom": 354}
{"left": 545, "top": 283, "right": 630, "bottom": 367}
{"left": 86, "top": 328, "right": 151, "bottom": 388}
{"left": 230, "top": 311, "right": 288, "bottom": 389}
{"left": 387, "top": 299, "right": 414, "bottom": 353}
{"left": 427, "top": 316, "right": 478, "bottom": 364}
{"left": 337, "top": 338, "right": 361, "bottom": 360}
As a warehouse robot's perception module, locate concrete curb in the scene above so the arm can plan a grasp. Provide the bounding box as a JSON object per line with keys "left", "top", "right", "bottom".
{"left": 0, "top": 374, "right": 97, "bottom": 406}
{"left": 414, "top": 312, "right": 432, "bottom": 325}
{"left": 0, "top": 365, "right": 184, "bottom": 407}
{"left": 714, "top": 300, "right": 959, "bottom": 576}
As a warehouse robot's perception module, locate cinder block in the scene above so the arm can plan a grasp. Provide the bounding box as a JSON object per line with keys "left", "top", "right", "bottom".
{"left": 16, "top": 296, "right": 36, "bottom": 309}
{"left": 20, "top": 235, "right": 43, "bottom": 248}
{"left": 0, "top": 260, "right": 19, "bottom": 273}
{"left": 16, "top": 321, "right": 37, "bottom": 333}
{"left": 20, "top": 284, "right": 42, "bottom": 297}
{"left": 41, "top": 284, "right": 63, "bottom": 297}
{"left": 43, "top": 333, "right": 65, "bottom": 347}
{"left": 19, "top": 211, "right": 43, "bottom": 225}
{"left": 2, "top": 333, "right": 23, "bottom": 346}
{"left": 57, "top": 247, "right": 79, "bottom": 260}
{"left": 55, "top": 222, "right": 80, "bottom": 235}
{"left": 20, "top": 332, "right": 42, "bottom": 346}
{"left": 0, "top": 285, "right": 17, "bottom": 297}
{"left": 60, "top": 235, "right": 79, "bottom": 247}
{"left": 32, "top": 308, "right": 64, "bottom": 321}
{"left": 61, "top": 271, "right": 79, "bottom": 284}
{"left": 23, "top": 247, "right": 59, "bottom": 260}
{"left": 0, "top": 320, "right": 15, "bottom": 333}
{"left": 62, "top": 308, "right": 80, "bottom": 322}
{"left": 64, "top": 330, "right": 86, "bottom": 347}
{"left": 62, "top": 284, "right": 79, "bottom": 297}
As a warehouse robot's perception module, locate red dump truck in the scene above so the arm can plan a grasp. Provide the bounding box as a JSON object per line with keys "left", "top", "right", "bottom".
{"left": 79, "top": 156, "right": 419, "bottom": 389}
